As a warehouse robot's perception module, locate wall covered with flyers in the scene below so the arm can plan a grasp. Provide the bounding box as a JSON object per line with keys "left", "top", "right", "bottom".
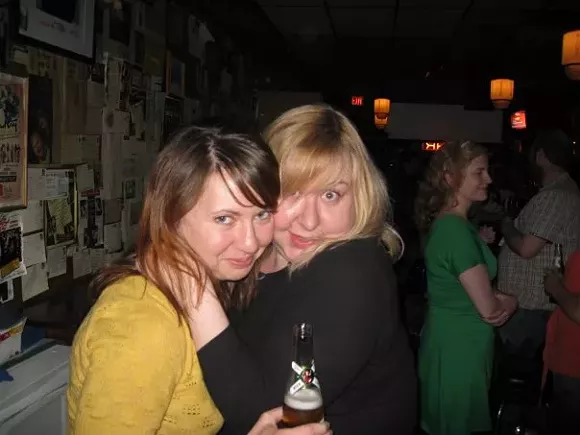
{"left": 0, "top": 0, "right": 260, "bottom": 325}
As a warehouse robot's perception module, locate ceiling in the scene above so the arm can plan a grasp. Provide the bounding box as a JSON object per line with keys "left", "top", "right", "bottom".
{"left": 248, "top": 0, "right": 580, "bottom": 104}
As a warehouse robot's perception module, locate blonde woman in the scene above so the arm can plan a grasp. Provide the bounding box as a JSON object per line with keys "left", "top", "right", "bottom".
{"left": 67, "top": 127, "right": 331, "bottom": 435}
{"left": 414, "top": 141, "right": 517, "bottom": 435}
{"left": 191, "top": 105, "right": 417, "bottom": 435}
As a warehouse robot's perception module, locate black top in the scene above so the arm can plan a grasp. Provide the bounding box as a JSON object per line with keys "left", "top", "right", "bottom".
{"left": 198, "top": 238, "right": 417, "bottom": 435}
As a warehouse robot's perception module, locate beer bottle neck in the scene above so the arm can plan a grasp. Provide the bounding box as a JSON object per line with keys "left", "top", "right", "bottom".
{"left": 293, "top": 334, "right": 314, "bottom": 367}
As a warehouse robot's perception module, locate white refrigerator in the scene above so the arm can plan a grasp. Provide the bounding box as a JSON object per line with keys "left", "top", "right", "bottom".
{"left": 0, "top": 344, "right": 70, "bottom": 435}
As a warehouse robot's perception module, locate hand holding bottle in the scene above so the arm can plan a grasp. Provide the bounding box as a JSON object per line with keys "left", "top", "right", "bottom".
{"left": 248, "top": 407, "right": 332, "bottom": 435}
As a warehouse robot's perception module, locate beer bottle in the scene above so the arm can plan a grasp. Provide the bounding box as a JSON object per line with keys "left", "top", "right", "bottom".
{"left": 554, "top": 243, "right": 565, "bottom": 274}
{"left": 549, "top": 243, "right": 565, "bottom": 304}
{"left": 281, "top": 323, "right": 324, "bottom": 428}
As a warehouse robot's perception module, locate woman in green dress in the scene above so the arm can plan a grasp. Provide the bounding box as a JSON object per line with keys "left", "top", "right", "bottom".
{"left": 415, "top": 141, "right": 518, "bottom": 435}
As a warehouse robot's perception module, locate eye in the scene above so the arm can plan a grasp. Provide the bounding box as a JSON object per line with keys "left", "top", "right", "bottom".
{"left": 256, "top": 210, "right": 272, "bottom": 221}
{"left": 214, "top": 215, "right": 233, "bottom": 225}
{"left": 322, "top": 190, "right": 340, "bottom": 201}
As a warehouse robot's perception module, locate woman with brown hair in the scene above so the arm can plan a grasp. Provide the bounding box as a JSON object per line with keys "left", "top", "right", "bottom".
{"left": 192, "top": 104, "right": 416, "bottom": 434}
{"left": 414, "top": 141, "right": 517, "bottom": 435}
{"left": 66, "top": 126, "right": 331, "bottom": 435}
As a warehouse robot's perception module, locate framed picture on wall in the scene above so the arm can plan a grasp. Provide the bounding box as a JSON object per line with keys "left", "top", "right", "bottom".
{"left": 0, "top": 73, "right": 28, "bottom": 211}
{"left": 18, "top": 0, "right": 96, "bottom": 59}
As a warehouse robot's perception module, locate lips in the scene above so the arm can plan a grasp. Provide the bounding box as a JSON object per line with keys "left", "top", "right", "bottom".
{"left": 289, "top": 232, "right": 316, "bottom": 249}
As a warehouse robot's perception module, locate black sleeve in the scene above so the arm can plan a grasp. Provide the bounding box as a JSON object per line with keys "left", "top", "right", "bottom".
{"left": 198, "top": 238, "right": 397, "bottom": 434}
{"left": 305, "top": 239, "right": 397, "bottom": 404}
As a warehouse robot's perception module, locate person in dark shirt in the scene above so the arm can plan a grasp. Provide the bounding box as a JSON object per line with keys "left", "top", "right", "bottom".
{"left": 191, "top": 104, "right": 417, "bottom": 435}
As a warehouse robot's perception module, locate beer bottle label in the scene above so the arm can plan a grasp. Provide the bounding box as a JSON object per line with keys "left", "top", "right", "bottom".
{"left": 289, "top": 361, "right": 320, "bottom": 395}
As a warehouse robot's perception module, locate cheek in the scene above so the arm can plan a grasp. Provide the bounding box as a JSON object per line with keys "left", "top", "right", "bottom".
{"left": 321, "top": 202, "right": 355, "bottom": 234}
{"left": 273, "top": 209, "right": 292, "bottom": 231}
{"left": 255, "top": 221, "right": 275, "bottom": 246}
{"left": 182, "top": 222, "right": 230, "bottom": 260}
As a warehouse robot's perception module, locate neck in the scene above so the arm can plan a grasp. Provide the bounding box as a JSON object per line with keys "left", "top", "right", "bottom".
{"left": 444, "top": 197, "right": 471, "bottom": 219}
{"left": 260, "top": 245, "right": 289, "bottom": 274}
{"left": 542, "top": 167, "right": 565, "bottom": 186}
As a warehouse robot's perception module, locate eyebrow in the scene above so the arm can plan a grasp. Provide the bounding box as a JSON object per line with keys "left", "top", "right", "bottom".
{"left": 326, "top": 180, "right": 349, "bottom": 188}
{"left": 211, "top": 209, "right": 243, "bottom": 216}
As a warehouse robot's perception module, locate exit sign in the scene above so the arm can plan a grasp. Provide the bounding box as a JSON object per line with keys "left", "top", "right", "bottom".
{"left": 422, "top": 141, "right": 445, "bottom": 152}
{"left": 351, "top": 96, "right": 364, "bottom": 106}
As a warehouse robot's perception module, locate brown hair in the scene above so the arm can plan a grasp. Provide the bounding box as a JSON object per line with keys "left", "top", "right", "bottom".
{"left": 263, "top": 104, "right": 400, "bottom": 267}
{"left": 414, "top": 140, "right": 487, "bottom": 233}
{"left": 90, "top": 126, "right": 280, "bottom": 316}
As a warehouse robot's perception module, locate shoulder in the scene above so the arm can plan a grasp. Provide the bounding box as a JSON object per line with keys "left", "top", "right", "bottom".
{"left": 96, "top": 276, "right": 180, "bottom": 322}
{"left": 300, "top": 238, "right": 395, "bottom": 296}
{"left": 82, "top": 276, "right": 184, "bottom": 349}
{"left": 429, "top": 215, "right": 474, "bottom": 242}
{"left": 531, "top": 188, "right": 576, "bottom": 207}
{"left": 310, "top": 237, "right": 391, "bottom": 271}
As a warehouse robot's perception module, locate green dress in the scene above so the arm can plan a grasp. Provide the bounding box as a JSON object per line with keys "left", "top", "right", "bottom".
{"left": 419, "top": 214, "right": 497, "bottom": 435}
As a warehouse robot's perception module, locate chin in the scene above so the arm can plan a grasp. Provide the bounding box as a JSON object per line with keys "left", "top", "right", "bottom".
{"left": 475, "top": 191, "right": 488, "bottom": 201}
{"left": 216, "top": 268, "right": 252, "bottom": 282}
{"left": 227, "top": 271, "right": 253, "bottom": 282}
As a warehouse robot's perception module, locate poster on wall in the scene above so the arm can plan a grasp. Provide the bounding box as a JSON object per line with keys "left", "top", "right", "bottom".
{"left": 0, "top": 73, "right": 28, "bottom": 211}
{"left": 0, "top": 212, "right": 26, "bottom": 284}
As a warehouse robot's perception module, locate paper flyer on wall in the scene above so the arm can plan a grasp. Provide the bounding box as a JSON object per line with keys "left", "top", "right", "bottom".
{"left": 0, "top": 135, "right": 24, "bottom": 206}
{"left": 0, "top": 212, "right": 26, "bottom": 284}
{"left": 45, "top": 169, "right": 76, "bottom": 248}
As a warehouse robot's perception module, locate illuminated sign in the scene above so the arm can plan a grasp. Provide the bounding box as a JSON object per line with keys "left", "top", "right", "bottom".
{"left": 421, "top": 141, "right": 445, "bottom": 152}
{"left": 351, "top": 96, "right": 364, "bottom": 106}
{"left": 511, "top": 111, "right": 527, "bottom": 130}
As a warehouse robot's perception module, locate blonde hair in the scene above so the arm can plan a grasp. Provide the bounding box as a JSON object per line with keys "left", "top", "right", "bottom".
{"left": 414, "top": 140, "right": 487, "bottom": 233}
{"left": 263, "top": 104, "right": 400, "bottom": 268}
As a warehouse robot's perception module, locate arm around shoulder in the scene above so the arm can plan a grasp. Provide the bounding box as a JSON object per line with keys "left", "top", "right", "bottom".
{"left": 70, "top": 297, "right": 184, "bottom": 435}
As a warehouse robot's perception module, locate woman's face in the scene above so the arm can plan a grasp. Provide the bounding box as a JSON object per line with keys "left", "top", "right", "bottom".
{"left": 456, "top": 155, "right": 492, "bottom": 204}
{"left": 273, "top": 176, "right": 356, "bottom": 263}
{"left": 179, "top": 172, "right": 275, "bottom": 281}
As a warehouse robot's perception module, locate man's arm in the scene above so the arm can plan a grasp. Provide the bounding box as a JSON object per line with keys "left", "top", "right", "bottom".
{"left": 501, "top": 217, "right": 547, "bottom": 259}
{"left": 502, "top": 189, "right": 572, "bottom": 259}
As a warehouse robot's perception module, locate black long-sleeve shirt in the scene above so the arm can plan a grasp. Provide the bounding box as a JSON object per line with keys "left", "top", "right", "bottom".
{"left": 198, "top": 238, "right": 417, "bottom": 435}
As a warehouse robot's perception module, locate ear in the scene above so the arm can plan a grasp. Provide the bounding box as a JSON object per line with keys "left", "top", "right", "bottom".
{"left": 444, "top": 172, "right": 456, "bottom": 189}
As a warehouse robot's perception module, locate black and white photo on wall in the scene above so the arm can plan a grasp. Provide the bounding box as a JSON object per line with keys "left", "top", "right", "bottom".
{"left": 107, "top": 0, "right": 131, "bottom": 47}
{"left": 27, "top": 74, "right": 52, "bottom": 164}
{"left": 18, "top": 0, "right": 96, "bottom": 59}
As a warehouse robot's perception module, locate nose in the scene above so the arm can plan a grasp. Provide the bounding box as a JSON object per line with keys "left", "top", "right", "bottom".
{"left": 240, "top": 221, "right": 259, "bottom": 254}
{"left": 485, "top": 171, "right": 492, "bottom": 184}
{"left": 298, "top": 196, "right": 320, "bottom": 231}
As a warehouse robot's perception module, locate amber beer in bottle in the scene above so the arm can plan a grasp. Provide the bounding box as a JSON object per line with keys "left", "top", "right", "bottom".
{"left": 281, "top": 323, "right": 324, "bottom": 428}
